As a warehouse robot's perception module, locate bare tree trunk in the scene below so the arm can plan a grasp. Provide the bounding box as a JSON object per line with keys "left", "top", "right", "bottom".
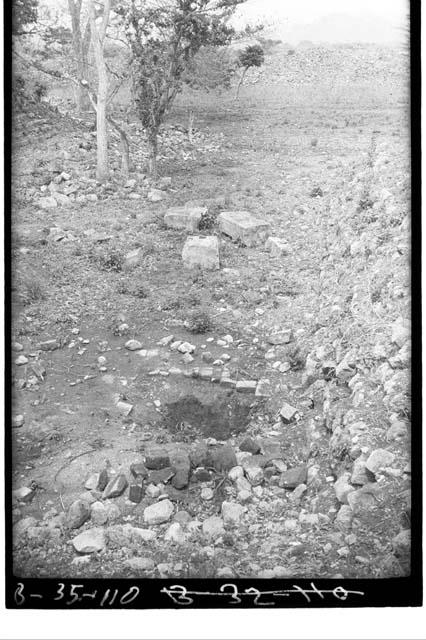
{"left": 147, "top": 128, "right": 158, "bottom": 178}
{"left": 108, "top": 116, "right": 130, "bottom": 177}
{"left": 235, "top": 66, "right": 248, "bottom": 100}
{"left": 89, "top": 0, "right": 110, "bottom": 182}
{"left": 68, "top": 0, "right": 91, "bottom": 113}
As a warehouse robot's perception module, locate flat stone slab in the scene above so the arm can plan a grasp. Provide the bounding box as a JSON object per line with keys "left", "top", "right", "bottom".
{"left": 164, "top": 206, "right": 206, "bottom": 232}
{"left": 218, "top": 211, "right": 271, "bottom": 247}
{"left": 182, "top": 236, "right": 219, "bottom": 270}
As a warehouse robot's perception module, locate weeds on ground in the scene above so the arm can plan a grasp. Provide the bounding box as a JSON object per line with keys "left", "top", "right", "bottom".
{"left": 88, "top": 244, "right": 125, "bottom": 272}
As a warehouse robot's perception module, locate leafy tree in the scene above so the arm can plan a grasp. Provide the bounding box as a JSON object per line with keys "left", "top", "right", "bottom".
{"left": 118, "top": 0, "right": 245, "bottom": 177}
{"left": 183, "top": 45, "right": 236, "bottom": 138}
{"left": 12, "top": 0, "right": 39, "bottom": 35}
{"left": 235, "top": 42, "right": 264, "bottom": 99}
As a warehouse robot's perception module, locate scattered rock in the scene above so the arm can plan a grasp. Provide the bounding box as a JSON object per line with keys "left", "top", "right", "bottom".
{"left": 125, "top": 339, "right": 143, "bottom": 351}
{"left": 143, "top": 499, "right": 174, "bottom": 525}
{"left": 267, "top": 329, "right": 292, "bottom": 345}
{"left": 228, "top": 466, "right": 244, "bottom": 481}
{"left": 182, "top": 235, "right": 220, "bottom": 270}
{"left": 66, "top": 500, "right": 91, "bottom": 529}
{"left": 15, "top": 355, "right": 29, "bottom": 366}
{"left": 265, "top": 237, "right": 289, "bottom": 257}
{"left": 147, "top": 188, "right": 164, "bottom": 202}
{"left": 365, "top": 449, "right": 396, "bottom": 475}
{"left": 221, "top": 501, "right": 246, "bottom": 524}
{"left": 255, "top": 378, "right": 272, "bottom": 397}
{"left": 239, "top": 437, "right": 261, "bottom": 455}
{"left": 245, "top": 466, "right": 264, "bottom": 486}
{"left": 130, "top": 462, "right": 148, "bottom": 480}
{"left": 72, "top": 528, "right": 106, "bottom": 554}
{"left": 236, "top": 380, "right": 257, "bottom": 393}
{"left": 391, "top": 318, "right": 410, "bottom": 348}
{"left": 202, "top": 515, "right": 225, "bottom": 539}
{"left": 334, "top": 473, "right": 355, "bottom": 504}
{"left": 201, "top": 488, "right": 214, "bottom": 501}
{"left": 392, "top": 529, "right": 410, "bottom": 557}
{"left": 164, "top": 206, "right": 205, "bottom": 231}
{"left": 125, "top": 557, "right": 155, "bottom": 572}
{"left": 280, "top": 402, "right": 298, "bottom": 423}
{"left": 279, "top": 466, "right": 307, "bottom": 489}
{"left": 102, "top": 474, "right": 128, "bottom": 499}
{"left": 170, "top": 450, "right": 191, "bottom": 489}
{"left": 351, "top": 456, "right": 372, "bottom": 486}
{"left": 164, "top": 522, "right": 187, "bottom": 544}
{"left": 208, "top": 446, "right": 238, "bottom": 472}
{"left": 386, "top": 420, "right": 409, "bottom": 441}
{"left": 12, "top": 415, "right": 24, "bottom": 428}
{"left": 335, "top": 505, "right": 353, "bottom": 530}
{"left": 173, "top": 510, "right": 192, "bottom": 526}
{"left": 13, "top": 517, "right": 38, "bottom": 541}
{"left": 128, "top": 484, "right": 144, "bottom": 503}
{"left": 90, "top": 501, "right": 108, "bottom": 525}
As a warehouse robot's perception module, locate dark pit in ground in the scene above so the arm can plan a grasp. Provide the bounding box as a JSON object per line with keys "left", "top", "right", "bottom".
{"left": 164, "top": 386, "right": 258, "bottom": 441}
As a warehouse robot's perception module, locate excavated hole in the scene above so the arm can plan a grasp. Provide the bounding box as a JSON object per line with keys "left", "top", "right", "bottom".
{"left": 163, "top": 386, "right": 258, "bottom": 441}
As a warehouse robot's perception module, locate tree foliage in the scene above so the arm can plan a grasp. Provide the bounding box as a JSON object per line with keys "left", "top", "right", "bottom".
{"left": 12, "top": 0, "right": 39, "bottom": 35}
{"left": 237, "top": 43, "right": 264, "bottom": 70}
{"left": 183, "top": 45, "right": 235, "bottom": 92}
{"left": 117, "top": 0, "right": 245, "bottom": 174}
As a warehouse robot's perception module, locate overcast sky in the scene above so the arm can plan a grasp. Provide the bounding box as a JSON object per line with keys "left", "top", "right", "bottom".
{"left": 235, "top": 0, "right": 408, "bottom": 24}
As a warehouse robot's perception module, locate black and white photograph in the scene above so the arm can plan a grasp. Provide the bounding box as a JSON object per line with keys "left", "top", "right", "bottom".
{"left": 5, "top": 0, "right": 421, "bottom": 613}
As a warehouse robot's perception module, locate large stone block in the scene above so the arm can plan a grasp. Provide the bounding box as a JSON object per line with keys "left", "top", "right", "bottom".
{"left": 164, "top": 206, "right": 205, "bottom": 231}
{"left": 218, "top": 211, "right": 271, "bottom": 247}
{"left": 182, "top": 236, "right": 219, "bottom": 270}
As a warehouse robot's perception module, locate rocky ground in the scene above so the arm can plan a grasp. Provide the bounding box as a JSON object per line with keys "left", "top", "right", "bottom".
{"left": 11, "top": 44, "right": 411, "bottom": 580}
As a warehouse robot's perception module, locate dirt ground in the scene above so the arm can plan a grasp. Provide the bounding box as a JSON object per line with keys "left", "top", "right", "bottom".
{"left": 11, "top": 46, "right": 411, "bottom": 579}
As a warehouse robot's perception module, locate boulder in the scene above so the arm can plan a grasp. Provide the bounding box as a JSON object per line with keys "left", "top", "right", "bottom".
{"left": 66, "top": 499, "right": 91, "bottom": 529}
{"left": 102, "top": 474, "right": 128, "bottom": 499}
{"left": 279, "top": 466, "right": 308, "bottom": 489}
{"left": 239, "top": 437, "right": 261, "bottom": 455}
{"left": 182, "top": 236, "right": 220, "bottom": 270}
{"left": 143, "top": 499, "right": 174, "bottom": 525}
{"left": 218, "top": 211, "right": 271, "bottom": 247}
{"left": 170, "top": 450, "right": 191, "bottom": 489}
{"left": 365, "top": 449, "right": 396, "bottom": 475}
{"left": 208, "top": 446, "right": 238, "bottom": 473}
{"left": 90, "top": 501, "right": 108, "bottom": 525}
{"left": 280, "top": 402, "right": 298, "bottom": 423}
{"left": 164, "top": 206, "right": 205, "bottom": 231}
{"left": 72, "top": 528, "right": 106, "bottom": 553}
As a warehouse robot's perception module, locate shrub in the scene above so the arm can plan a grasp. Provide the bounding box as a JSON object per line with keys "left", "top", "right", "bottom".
{"left": 186, "top": 310, "right": 213, "bottom": 334}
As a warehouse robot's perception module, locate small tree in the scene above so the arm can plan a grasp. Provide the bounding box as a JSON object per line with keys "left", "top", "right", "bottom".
{"left": 89, "top": 0, "right": 111, "bottom": 182}
{"left": 119, "top": 0, "right": 244, "bottom": 177}
{"left": 234, "top": 43, "right": 264, "bottom": 99}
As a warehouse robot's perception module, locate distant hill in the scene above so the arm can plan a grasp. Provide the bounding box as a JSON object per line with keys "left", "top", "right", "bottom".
{"left": 271, "top": 13, "right": 406, "bottom": 45}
